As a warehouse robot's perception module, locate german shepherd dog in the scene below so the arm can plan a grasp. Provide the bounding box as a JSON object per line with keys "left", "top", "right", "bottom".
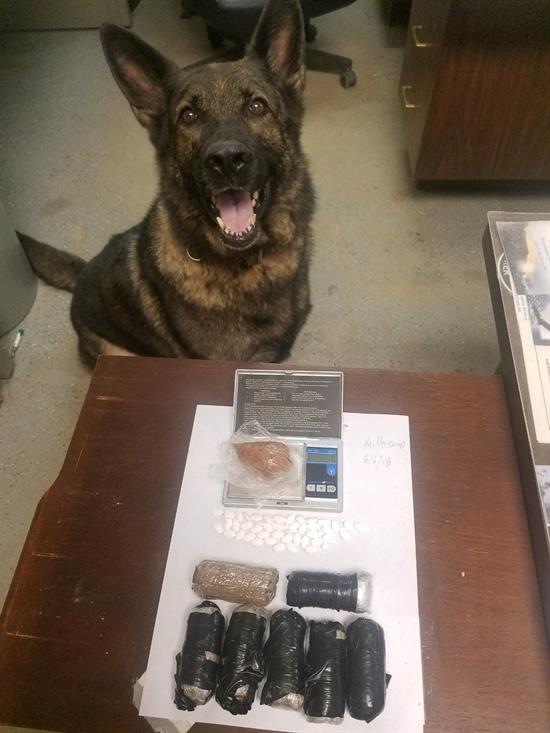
{"left": 20, "top": 0, "right": 314, "bottom": 365}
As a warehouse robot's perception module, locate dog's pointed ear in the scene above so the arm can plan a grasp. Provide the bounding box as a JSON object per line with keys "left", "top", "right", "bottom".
{"left": 100, "top": 23, "right": 177, "bottom": 129}
{"left": 248, "top": 0, "right": 306, "bottom": 95}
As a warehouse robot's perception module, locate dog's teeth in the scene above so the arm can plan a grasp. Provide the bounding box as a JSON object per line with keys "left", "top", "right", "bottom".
{"left": 252, "top": 191, "right": 259, "bottom": 201}
{"left": 250, "top": 213, "right": 257, "bottom": 226}
{"left": 216, "top": 216, "right": 224, "bottom": 229}
{"left": 224, "top": 227, "right": 231, "bottom": 235}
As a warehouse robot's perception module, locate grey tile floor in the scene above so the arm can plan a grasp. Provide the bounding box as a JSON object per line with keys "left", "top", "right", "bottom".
{"left": 0, "top": 2, "right": 549, "bottom": 728}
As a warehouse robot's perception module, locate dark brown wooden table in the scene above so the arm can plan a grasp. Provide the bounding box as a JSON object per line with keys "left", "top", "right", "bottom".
{"left": 1, "top": 357, "right": 549, "bottom": 733}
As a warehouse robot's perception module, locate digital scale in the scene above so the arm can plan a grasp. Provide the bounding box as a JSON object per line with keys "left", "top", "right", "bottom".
{"left": 223, "top": 370, "right": 344, "bottom": 512}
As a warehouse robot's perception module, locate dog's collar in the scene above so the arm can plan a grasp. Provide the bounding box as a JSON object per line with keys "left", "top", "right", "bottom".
{"left": 243, "top": 247, "right": 263, "bottom": 267}
{"left": 186, "top": 245, "right": 263, "bottom": 267}
{"left": 186, "top": 246, "right": 201, "bottom": 262}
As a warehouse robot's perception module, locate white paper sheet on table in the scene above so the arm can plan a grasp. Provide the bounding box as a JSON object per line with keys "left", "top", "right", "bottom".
{"left": 140, "top": 405, "right": 424, "bottom": 733}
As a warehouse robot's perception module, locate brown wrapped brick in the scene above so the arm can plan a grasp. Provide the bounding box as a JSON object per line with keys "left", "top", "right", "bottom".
{"left": 192, "top": 560, "right": 278, "bottom": 606}
{"left": 234, "top": 440, "right": 292, "bottom": 479}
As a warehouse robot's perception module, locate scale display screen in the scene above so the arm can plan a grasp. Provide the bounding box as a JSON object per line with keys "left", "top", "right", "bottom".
{"left": 305, "top": 446, "right": 338, "bottom": 500}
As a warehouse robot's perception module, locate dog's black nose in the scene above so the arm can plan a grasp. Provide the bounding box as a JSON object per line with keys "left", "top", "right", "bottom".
{"left": 205, "top": 141, "right": 252, "bottom": 178}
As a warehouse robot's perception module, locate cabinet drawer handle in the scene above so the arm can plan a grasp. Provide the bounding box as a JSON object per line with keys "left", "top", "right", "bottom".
{"left": 401, "top": 85, "right": 417, "bottom": 109}
{"left": 412, "top": 24, "right": 435, "bottom": 48}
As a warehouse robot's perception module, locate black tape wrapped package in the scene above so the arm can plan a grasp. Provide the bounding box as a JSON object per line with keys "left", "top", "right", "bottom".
{"left": 174, "top": 601, "right": 225, "bottom": 711}
{"left": 261, "top": 608, "right": 307, "bottom": 710}
{"left": 304, "top": 620, "right": 347, "bottom": 723}
{"left": 346, "top": 617, "right": 387, "bottom": 723}
{"left": 216, "top": 604, "right": 267, "bottom": 715}
{"left": 286, "top": 570, "right": 371, "bottom": 612}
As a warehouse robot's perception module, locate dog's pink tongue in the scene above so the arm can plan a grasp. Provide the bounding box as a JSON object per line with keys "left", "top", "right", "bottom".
{"left": 215, "top": 190, "right": 253, "bottom": 233}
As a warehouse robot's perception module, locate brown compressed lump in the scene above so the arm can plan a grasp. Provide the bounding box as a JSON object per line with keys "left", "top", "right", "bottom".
{"left": 234, "top": 440, "right": 292, "bottom": 478}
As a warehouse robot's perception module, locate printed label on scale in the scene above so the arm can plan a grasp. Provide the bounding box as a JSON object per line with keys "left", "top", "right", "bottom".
{"left": 234, "top": 371, "right": 343, "bottom": 438}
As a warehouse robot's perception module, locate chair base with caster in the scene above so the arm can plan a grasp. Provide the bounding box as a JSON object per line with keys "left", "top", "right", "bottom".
{"left": 182, "top": 0, "right": 358, "bottom": 89}
{"left": 305, "top": 22, "right": 317, "bottom": 43}
{"left": 206, "top": 24, "right": 225, "bottom": 49}
{"left": 180, "top": 0, "right": 196, "bottom": 19}
{"left": 305, "top": 47, "right": 357, "bottom": 88}
{"left": 183, "top": 40, "right": 357, "bottom": 89}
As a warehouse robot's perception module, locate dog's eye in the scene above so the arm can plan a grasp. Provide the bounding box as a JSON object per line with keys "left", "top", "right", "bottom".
{"left": 180, "top": 107, "right": 199, "bottom": 125}
{"left": 248, "top": 98, "right": 267, "bottom": 117}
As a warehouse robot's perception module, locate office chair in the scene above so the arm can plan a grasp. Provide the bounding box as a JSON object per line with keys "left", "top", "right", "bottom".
{"left": 181, "top": 0, "right": 358, "bottom": 88}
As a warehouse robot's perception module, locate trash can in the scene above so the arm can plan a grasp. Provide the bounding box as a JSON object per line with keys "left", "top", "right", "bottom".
{"left": 0, "top": 201, "right": 37, "bottom": 377}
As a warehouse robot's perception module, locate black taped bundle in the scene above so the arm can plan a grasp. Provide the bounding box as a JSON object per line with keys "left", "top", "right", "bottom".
{"left": 304, "top": 620, "right": 347, "bottom": 722}
{"left": 261, "top": 608, "right": 307, "bottom": 710}
{"left": 286, "top": 570, "right": 371, "bottom": 612}
{"left": 174, "top": 601, "right": 225, "bottom": 711}
{"left": 216, "top": 604, "right": 267, "bottom": 715}
{"left": 346, "top": 618, "right": 387, "bottom": 723}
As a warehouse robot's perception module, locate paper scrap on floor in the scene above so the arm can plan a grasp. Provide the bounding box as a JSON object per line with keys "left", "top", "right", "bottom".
{"left": 139, "top": 405, "right": 424, "bottom": 733}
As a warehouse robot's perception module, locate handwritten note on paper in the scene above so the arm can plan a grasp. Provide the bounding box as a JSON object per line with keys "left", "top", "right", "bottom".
{"left": 363, "top": 434, "right": 408, "bottom": 471}
{"left": 140, "top": 407, "right": 424, "bottom": 733}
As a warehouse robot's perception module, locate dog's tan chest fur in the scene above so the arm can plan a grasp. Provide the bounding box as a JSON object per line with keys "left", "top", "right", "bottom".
{"left": 154, "top": 202, "right": 301, "bottom": 310}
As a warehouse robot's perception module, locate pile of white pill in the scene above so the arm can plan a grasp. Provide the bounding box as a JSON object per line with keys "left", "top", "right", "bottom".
{"left": 212, "top": 510, "right": 367, "bottom": 554}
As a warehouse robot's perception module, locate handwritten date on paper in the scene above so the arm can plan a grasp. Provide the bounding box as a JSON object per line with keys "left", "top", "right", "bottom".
{"left": 364, "top": 435, "right": 407, "bottom": 470}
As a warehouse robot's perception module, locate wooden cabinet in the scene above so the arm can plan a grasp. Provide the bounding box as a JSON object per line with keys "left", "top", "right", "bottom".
{"left": 399, "top": 0, "right": 550, "bottom": 181}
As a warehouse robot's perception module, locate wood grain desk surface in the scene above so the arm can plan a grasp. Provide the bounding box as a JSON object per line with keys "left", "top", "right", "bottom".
{"left": 1, "top": 357, "right": 548, "bottom": 733}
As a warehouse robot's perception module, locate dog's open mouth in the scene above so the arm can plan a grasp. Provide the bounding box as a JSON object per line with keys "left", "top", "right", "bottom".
{"left": 210, "top": 187, "right": 265, "bottom": 249}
